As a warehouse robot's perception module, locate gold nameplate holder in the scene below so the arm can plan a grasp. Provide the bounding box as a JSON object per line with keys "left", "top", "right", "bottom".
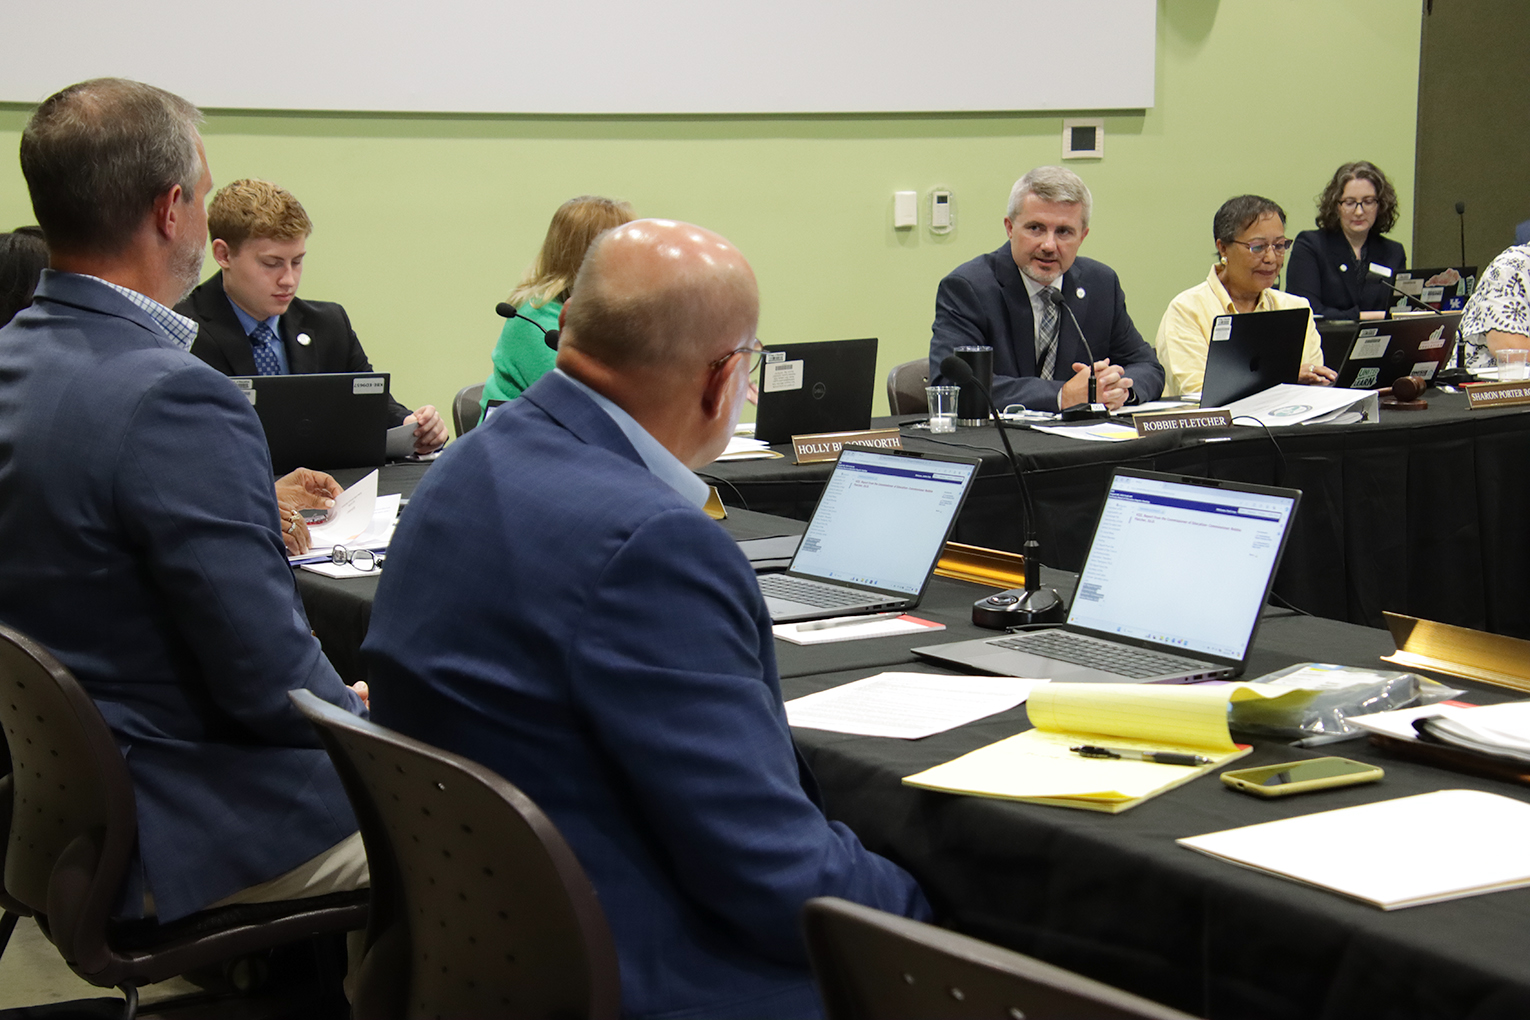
{"left": 790, "top": 428, "right": 903, "bottom": 465}
{"left": 1464, "top": 381, "right": 1530, "bottom": 410}
{"left": 1382, "top": 612, "right": 1530, "bottom": 693}
{"left": 1131, "top": 408, "right": 1234, "bottom": 437}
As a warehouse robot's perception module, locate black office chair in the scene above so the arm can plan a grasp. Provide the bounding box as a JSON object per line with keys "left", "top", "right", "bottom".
{"left": 452, "top": 382, "right": 485, "bottom": 436}
{"left": 803, "top": 897, "right": 1201, "bottom": 1020}
{"left": 886, "top": 359, "right": 929, "bottom": 414}
{"left": 290, "top": 688, "right": 621, "bottom": 1020}
{"left": 0, "top": 624, "right": 369, "bottom": 1019}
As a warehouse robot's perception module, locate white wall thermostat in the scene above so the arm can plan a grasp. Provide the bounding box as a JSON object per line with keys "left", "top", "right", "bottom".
{"left": 931, "top": 190, "right": 953, "bottom": 234}
{"left": 1062, "top": 118, "right": 1105, "bottom": 159}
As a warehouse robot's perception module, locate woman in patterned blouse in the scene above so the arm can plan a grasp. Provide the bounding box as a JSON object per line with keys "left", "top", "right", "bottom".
{"left": 1457, "top": 244, "right": 1530, "bottom": 369}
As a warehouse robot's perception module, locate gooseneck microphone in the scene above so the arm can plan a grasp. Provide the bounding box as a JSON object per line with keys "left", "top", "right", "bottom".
{"left": 1364, "top": 265, "right": 1437, "bottom": 314}
{"left": 1455, "top": 201, "right": 1467, "bottom": 267}
{"left": 1045, "top": 288, "right": 1110, "bottom": 420}
{"left": 940, "top": 355, "right": 1067, "bottom": 628}
{"left": 497, "top": 301, "right": 560, "bottom": 351}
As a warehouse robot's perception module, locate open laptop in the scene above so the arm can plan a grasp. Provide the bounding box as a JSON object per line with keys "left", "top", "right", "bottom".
{"left": 1199, "top": 308, "right": 1309, "bottom": 407}
{"left": 1332, "top": 313, "right": 1461, "bottom": 389}
{"left": 1389, "top": 266, "right": 1476, "bottom": 313}
{"left": 757, "top": 446, "right": 979, "bottom": 623}
{"left": 753, "top": 338, "right": 878, "bottom": 445}
{"left": 231, "top": 372, "right": 390, "bottom": 474}
{"left": 913, "top": 468, "right": 1301, "bottom": 683}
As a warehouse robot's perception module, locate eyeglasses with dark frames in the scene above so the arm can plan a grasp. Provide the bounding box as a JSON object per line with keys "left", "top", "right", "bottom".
{"left": 1229, "top": 238, "right": 1294, "bottom": 257}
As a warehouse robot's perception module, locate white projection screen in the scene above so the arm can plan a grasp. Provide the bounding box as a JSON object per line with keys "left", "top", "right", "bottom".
{"left": 1, "top": 1, "right": 1155, "bottom": 114}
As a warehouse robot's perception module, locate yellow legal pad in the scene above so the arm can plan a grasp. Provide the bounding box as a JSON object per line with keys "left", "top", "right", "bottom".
{"left": 902, "top": 682, "right": 1305, "bottom": 813}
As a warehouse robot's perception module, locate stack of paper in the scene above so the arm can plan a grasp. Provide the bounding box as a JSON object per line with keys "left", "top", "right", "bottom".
{"left": 901, "top": 682, "right": 1313, "bottom": 813}
{"left": 1179, "top": 789, "right": 1530, "bottom": 909}
{"left": 290, "top": 470, "right": 400, "bottom": 573}
{"left": 1221, "top": 383, "right": 1379, "bottom": 427}
{"left": 715, "top": 436, "right": 781, "bottom": 461}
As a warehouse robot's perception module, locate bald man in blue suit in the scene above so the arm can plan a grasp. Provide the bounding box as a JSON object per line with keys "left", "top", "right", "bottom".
{"left": 364, "top": 220, "right": 929, "bottom": 1020}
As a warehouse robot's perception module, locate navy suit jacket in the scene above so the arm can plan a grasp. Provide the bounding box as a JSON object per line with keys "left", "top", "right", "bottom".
{"left": 177, "top": 272, "right": 412, "bottom": 425}
{"left": 363, "top": 371, "right": 929, "bottom": 1020}
{"left": 928, "top": 244, "right": 1164, "bottom": 409}
{"left": 0, "top": 272, "right": 364, "bottom": 922}
{"left": 1285, "top": 229, "right": 1407, "bottom": 320}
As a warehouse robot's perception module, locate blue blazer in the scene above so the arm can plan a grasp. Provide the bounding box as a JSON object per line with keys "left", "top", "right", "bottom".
{"left": 0, "top": 273, "right": 364, "bottom": 922}
{"left": 928, "top": 244, "right": 1164, "bottom": 409}
{"left": 1285, "top": 229, "right": 1407, "bottom": 320}
{"left": 364, "top": 371, "right": 930, "bottom": 1020}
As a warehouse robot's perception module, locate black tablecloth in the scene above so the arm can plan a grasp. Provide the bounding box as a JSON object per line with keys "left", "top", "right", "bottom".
{"left": 705, "top": 394, "right": 1530, "bottom": 638}
{"left": 296, "top": 487, "right": 1530, "bottom": 1018}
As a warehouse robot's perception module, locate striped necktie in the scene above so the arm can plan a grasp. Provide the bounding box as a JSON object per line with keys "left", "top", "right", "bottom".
{"left": 250, "top": 322, "right": 284, "bottom": 376}
{"left": 1035, "top": 291, "right": 1060, "bottom": 380}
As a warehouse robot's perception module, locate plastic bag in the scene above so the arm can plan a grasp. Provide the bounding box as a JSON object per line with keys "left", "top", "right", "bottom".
{"left": 1230, "top": 663, "right": 1463, "bottom": 740}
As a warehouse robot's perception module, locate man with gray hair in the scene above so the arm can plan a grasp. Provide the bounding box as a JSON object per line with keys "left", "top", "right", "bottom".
{"left": 0, "top": 78, "right": 367, "bottom": 925}
{"left": 364, "top": 219, "right": 930, "bottom": 1020}
{"left": 929, "top": 165, "right": 1163, "bottom": 410}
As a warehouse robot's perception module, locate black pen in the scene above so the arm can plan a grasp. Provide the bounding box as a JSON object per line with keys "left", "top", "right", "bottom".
{"left": 1070, "top": 745, "right": 1211, "bottom": 767}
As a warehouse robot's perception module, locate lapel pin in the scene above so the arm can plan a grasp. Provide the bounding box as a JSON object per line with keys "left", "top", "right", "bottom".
{"left": 296, "top": 332, "right": 312, "bottom": 346}
{"left": 1340, "top": 264, "right": 1348, "bottom": 273}
{"left": 1076, "top": 287, "right": 1086, "bottom": 299}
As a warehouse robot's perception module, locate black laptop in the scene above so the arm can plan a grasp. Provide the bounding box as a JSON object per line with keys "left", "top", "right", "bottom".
{"left": 1389, "top": 266, "right": 1476, "bottom": 313}
{"left": 913, "top": 468, "right": 1301, "bottom": 683}
{"left": 753, "top": 338, "right": 878, "bottom": 445}
{"left": 1332, "top": 313, "right": 1461, "bottom": 389}
{"left": 231, "top": 372, "right": 390, "bottom": 474}
{"left": 1199, "top": 308, "right": 1309, "bottom": 407}
{"left": 757, "top": 446, "right": 979, "bottom": 623}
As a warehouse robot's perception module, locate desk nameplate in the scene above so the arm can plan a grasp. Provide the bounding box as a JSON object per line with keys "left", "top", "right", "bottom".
{"left": 1382, "top": 612, "right": 1530, "bottom": 693}
{"left": 791, "top": 428, "right": 902, "bottom": 464}
{"left": 1131, "top": 408, "right": 1234, "bottom": 437}
{"left": 1464, "top": 381, "right": 1530, "bottom": 410}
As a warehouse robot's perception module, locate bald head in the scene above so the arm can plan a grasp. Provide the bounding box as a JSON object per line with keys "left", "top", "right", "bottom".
{"left": 561, "top": 219, "right": 758, "bottom": 370}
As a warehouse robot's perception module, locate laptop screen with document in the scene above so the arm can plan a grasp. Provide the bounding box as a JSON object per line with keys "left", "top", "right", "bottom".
{"left": 1069, "top": 472, "right": 1298, "bottom": 661}
{"left": 789, "top": 447, "right": 976, "bottom": 595}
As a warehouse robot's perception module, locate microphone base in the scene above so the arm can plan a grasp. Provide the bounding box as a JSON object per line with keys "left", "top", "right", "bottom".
{"left": 1434, "top": 367, "right": 1475, "bottom": 386}
{"left": 973, "top": 587, "right": 1068, "bottom": 630}
{"left": 1060, "top": 402, "right": 1110, "bottom": 422}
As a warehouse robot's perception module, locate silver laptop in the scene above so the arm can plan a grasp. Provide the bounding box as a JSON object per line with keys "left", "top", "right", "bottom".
{"left": 758, "top": 447, "right": 979, "bottom": 623}
{"left": 914, "top": 469, "right": 1300, "bottom": 683}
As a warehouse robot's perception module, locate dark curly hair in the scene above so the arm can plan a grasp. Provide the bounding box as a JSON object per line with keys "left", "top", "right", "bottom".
{"left": 1314, "top": 161, "right": 1398, "bottom": 235}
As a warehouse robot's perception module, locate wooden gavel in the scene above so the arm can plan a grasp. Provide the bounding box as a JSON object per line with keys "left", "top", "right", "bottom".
{"left": 1380, "top": 375, "right": 1428, "bottom": 409}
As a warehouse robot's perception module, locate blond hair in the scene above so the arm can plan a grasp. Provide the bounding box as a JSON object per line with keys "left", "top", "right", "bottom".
{"left": 207, "top": 179, "right": 312, "bottom": 251}
{"left": 509, "top": 196, "right": 635, "bottom": 309}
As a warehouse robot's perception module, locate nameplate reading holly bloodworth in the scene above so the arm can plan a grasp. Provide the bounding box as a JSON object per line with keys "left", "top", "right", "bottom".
{"left": 1464, "top": 381, "right": 1530, "bottom": 410}
{"left": 1131, "top": 408, "right": 1235, "bottom": 437}
{"left": 791, "top": 428, "right": 903, "bottom": 464}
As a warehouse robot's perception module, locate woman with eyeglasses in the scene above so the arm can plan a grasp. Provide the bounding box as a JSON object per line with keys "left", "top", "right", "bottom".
{"left": 1285, "top": 161, "right": 1407, "bottom": 322}
{"left": 1155, "top": 194, "right": 1335, "bottom": 396}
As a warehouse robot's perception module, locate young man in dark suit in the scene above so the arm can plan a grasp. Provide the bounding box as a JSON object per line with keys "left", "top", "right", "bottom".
{"left": 0, "top": 78, "right": 367, "bottom": 923}
{"left": 928, "top": 165, "right": 1164, "bottom": 411}
{"left": 177, "top": 178, "right": 448, "bottom": 453}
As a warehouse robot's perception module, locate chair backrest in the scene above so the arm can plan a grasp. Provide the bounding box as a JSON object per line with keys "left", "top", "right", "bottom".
{"left": 290, "top": 689, "right": 621, "bottom": 1020}
{"left": 0, "top": 625, "right": 137, "bottom": 975}
{"left": 803, "top": 897, "right": 1200, "bottom": 1020}
{"left": 453, "top": 383, "right": 485, "bottom": 437}
{"left": 886, "top": 359, "right": 929, "bottom": 415}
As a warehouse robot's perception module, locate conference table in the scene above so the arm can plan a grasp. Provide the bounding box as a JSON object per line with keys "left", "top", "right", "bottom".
{"left": 705, "top": 392, "right": 1530, "bottom": 640}
{"left": 297, "top": 464, "right": 1530, "bottom": 1020}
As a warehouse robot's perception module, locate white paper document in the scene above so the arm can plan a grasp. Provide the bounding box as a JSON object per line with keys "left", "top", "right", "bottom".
{"left": 291, "top": 485, "right": 399, "bottom": 564}
{"left": 714, "top": 436, "right": 780, "bottom": 461}
{"left": 1220, "top": 384, "right": 1379, "bottom": 427}
{"left": 1031, "top": 422, "right": 1142, "bottom": 443}
{"left": 784, "top": 672, "right": 1044, "bottom": 739}
{"left": 303, "top": 470, "right": 377, "bottom": 547}
{"left": 1179, "top": 789, "right": 1530, "bottom": 909}
{"left": 772, "top": 614, "right": 945, "bottom": 645}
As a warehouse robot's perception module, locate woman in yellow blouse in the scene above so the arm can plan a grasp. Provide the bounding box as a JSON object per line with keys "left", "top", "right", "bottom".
{"left": 1155, "top": 195, "right": 1337, "bottom": 396}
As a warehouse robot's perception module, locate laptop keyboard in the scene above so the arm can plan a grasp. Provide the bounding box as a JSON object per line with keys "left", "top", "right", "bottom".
{"left": 757, "top": 573, "right": 892, "bottom": 609}
{"left": 991, "top": 631, "right": 1207, "bottom": 680}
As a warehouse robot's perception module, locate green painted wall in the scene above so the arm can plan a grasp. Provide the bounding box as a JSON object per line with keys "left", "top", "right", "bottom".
{"left": 0, "top": 0, "right": 1419, "bottom": 430}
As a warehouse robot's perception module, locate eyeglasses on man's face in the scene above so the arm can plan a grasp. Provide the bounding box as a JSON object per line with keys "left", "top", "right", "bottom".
{"left": 710, "top": 341, "right": 767, "bottom": 375}
{"left": 1339, "top": 197, "right": 1379, "bottom": 212}
{"left": 1229, "top": 238, "right": 1294, "bottom": 257}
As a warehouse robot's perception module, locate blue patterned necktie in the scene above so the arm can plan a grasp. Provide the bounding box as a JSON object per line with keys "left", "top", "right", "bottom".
{"left": 250, "top": 322, "right": 284, "bottom": 376}
{"left": 1035, "top": 291, "right": 1060, "bottom": 380}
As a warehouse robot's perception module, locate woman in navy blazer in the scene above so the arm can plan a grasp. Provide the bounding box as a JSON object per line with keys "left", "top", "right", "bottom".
{"left": 1286, "top": 161, "right": 1406, "bottom": 321}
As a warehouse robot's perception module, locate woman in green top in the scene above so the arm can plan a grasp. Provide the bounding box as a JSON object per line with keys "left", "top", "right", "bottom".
{"left": 480, "top": 195, "right": 635, "bottom": 419}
